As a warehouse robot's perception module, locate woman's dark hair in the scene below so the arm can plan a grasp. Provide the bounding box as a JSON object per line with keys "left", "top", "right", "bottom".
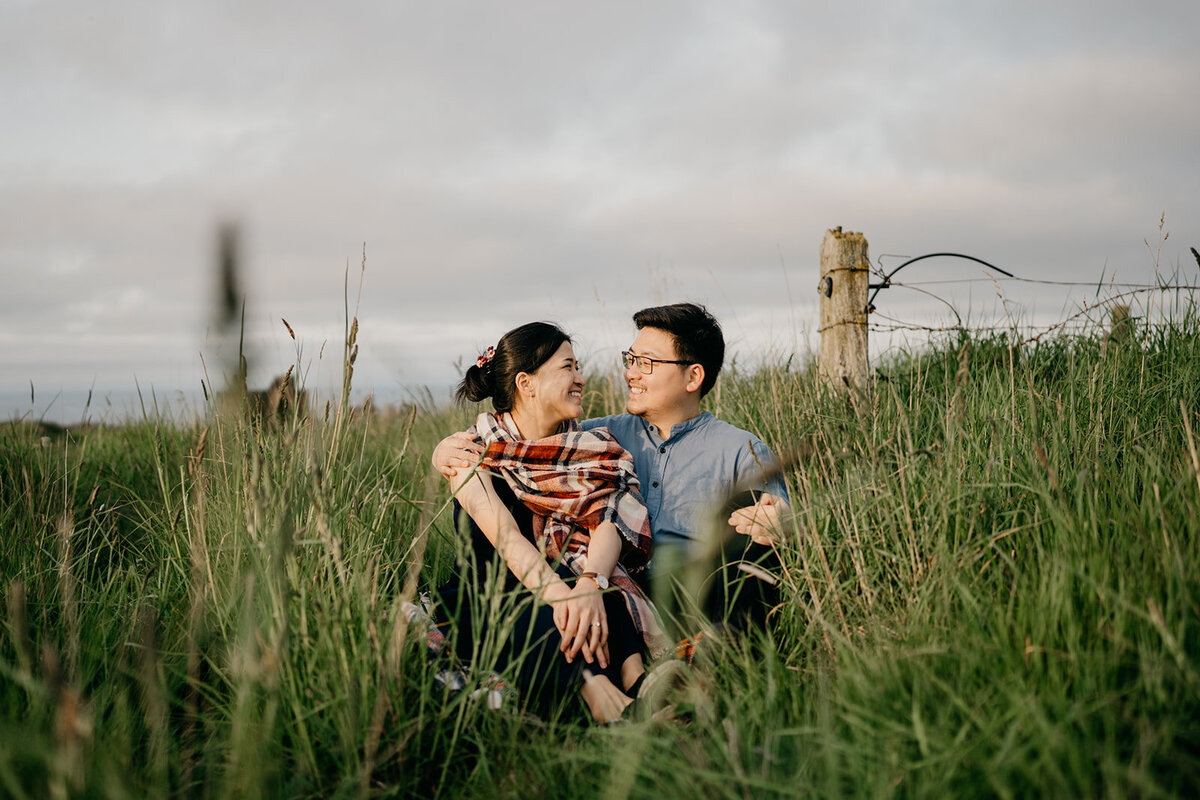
{"left": 632, "top": 302, "right": 725, "bottom": 397}
{"left": 456, "top": 321, "right": 572, "bottom": 412}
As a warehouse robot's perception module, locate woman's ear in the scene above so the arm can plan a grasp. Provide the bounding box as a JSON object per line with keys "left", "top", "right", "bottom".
{"left": 684, "top": 363, "right": 705, "bottom": 394}
{"left": 515, "top": 371, "right": 535, "bottom": 398}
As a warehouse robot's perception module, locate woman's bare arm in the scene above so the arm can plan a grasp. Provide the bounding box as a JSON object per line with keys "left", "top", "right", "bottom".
{"left": 582, "top": 521, "right": 621, "bottom": 581}
{"left": 563, "top": 520, "right": 623, "bottom": 664}
{"left": 451, "top": 470, "right": 610, "bottom": 667}
{"left": 452, "top": 471, "right": 569, "bottom": 601}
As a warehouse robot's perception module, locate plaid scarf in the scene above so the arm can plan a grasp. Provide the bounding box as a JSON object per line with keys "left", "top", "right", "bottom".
{"left": 470, "top": 412, "right": 667, "bottom": 656}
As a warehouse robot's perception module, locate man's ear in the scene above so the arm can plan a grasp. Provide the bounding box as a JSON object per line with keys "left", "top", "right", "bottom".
{"left": 684, "top": 363, "right": 705, "bottom": 394}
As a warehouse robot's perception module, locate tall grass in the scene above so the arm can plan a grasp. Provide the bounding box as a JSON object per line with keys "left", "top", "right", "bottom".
{"left": 2, "top": 309, "right": 1197, "bottom": 797}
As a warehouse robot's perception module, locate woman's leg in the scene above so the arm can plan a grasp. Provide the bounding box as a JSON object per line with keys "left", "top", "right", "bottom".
{"left": 620, "top": 655, "right": 644, "bottom": 692}
{"left": 599, "top": 590, "right": 648, "bottom": 693}
{"left": 576, "top": 590, "right": 653, "bottom": 722}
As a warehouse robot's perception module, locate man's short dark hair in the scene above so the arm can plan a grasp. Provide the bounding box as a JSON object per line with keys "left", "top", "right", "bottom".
{"left": 632, "top": 302, "right": 724, "bottom": 397}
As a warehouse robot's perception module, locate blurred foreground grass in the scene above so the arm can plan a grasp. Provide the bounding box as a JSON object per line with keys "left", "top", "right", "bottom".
{"left": 1, "top": 314, "right": 1198, "bottom": 798}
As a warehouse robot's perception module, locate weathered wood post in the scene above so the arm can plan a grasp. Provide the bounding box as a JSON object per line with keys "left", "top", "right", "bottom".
{"left": 818, "top": 227, "right": 870, "bottom": 393}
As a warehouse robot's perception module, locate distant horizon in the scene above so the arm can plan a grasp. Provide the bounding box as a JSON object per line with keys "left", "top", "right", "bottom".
{"left": 12, "top": 271, "right": 1195, "bottom": 427}
{"left": 2, "top": 381, "right": 453, "bottom": 428}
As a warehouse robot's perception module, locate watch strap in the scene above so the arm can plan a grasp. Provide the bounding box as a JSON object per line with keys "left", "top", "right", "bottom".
{"left": 579, "top": 571, "right": 607, "bottom": 590}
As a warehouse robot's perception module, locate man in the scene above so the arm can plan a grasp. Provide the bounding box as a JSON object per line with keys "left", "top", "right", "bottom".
{"left": 435, "top": 303, "right": 789, "bottom": 629}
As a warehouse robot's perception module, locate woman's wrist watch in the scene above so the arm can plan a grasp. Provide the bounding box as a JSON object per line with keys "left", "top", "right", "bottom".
{"left": 579, "top": 571, "right": 609, "bottom": 590}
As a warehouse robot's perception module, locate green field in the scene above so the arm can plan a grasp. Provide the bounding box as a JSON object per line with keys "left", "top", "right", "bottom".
{"left": 2, "top": 313, "right": 1198, "bottom": 798}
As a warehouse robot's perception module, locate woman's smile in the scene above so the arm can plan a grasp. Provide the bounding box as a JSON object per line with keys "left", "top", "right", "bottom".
{"left": 531, "top": 340, "right": 585, "bottom": 424}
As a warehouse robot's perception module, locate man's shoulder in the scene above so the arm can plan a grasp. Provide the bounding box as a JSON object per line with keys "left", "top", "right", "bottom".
{"left": 696, "top": 413, "right": 766, "bottom": 449}
{"left": 699, "top": 415, "right": 789, "bottom": 498}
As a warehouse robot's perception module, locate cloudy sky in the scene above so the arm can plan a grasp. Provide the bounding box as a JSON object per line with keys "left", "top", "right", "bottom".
{"left": 4, "top": 0, "right": 1198, "bottom": 422}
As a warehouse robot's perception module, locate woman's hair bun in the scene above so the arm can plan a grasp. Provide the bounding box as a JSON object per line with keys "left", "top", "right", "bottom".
{"left": 456, "top": 361, "right": 495, "bottom": 404}
{"left": 454, "top": 322, "right": 571, "bottom": 414}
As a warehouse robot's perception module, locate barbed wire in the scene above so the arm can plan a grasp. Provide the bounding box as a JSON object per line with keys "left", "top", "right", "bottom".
{"left": 842, "top": 245, "right": 1200, "bottom": 361}
{"left": 869, "top": 313, "right": 1018, "bottom": 335}
{"left": 870, "top": 313, "right": 1187, "bottom": 340}
{"left": 886, "top": 277, "right": 1200, "bottom": 290}
{"left": 1016, "top": 285, "right": 1195, "bottom": 345}
{"left": 868, "top": 246, "right": 1200, "bottom": 292}
{"left": 862, "top": 249, "right": 1199, "bottom": 345}
{"left": 878, "top": 278, "right": 1197, "bottom": 323}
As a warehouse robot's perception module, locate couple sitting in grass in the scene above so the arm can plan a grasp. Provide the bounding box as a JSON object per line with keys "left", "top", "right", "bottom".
{"left": 432, "top": 303, "right": 789, "bottom": 723}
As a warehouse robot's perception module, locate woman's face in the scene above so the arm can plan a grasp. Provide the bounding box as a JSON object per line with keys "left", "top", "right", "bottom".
{"left": 527, "top": 340, "right": 585, "bottom": 423}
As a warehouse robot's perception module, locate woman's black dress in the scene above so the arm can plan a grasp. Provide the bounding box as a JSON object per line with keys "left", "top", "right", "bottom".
{"left": 436, "top": 479, "right": 644, "bottom": 715}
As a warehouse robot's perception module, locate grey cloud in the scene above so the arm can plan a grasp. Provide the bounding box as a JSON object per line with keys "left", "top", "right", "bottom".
{"left": 885, "top": 54, "right": 1200, "bottom": 187}
{"left": 3, "top": 0, "right": 1198, "bottom": 420}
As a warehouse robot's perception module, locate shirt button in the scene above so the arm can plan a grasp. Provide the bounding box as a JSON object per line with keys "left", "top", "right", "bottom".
{"left": 651, "top": 481, "right": 659, "bottom": 488}
{"left": 659, "top": 446, "right": 666, "bottom": 454}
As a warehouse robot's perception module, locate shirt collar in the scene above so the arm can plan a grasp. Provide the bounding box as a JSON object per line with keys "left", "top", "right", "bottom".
{"left": 640, "top": 411, "right": 713, "bottom": 443}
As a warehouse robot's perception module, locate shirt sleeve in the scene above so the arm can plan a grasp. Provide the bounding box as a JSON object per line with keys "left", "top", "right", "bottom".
{"left": 740, "top": 437, "right": 790, "bottom": 503}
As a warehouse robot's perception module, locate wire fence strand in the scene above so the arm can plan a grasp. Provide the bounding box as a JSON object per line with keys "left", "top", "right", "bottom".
{"left": 886, "top": 277, "right": 1200, "bottom": 290}
{"left": 866, "top": 270, "right": 1198, "bottom": 344}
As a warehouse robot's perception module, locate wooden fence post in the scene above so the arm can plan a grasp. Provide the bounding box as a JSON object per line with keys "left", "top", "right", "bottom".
{"left": 818, "top": 227, "right": 870, "bottom": 393}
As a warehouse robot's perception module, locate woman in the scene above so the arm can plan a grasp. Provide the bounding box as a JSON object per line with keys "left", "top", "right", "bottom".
{"left": 438, "top": 321, "right": 668, "bottom": 723}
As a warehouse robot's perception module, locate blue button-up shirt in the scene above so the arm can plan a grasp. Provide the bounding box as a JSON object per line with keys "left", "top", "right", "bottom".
{"left": 581, "top": 412, "right": 788, "bottom": 545}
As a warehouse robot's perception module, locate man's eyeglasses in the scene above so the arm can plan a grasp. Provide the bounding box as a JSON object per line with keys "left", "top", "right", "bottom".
{"left": 621, "top": 351, "right": 693, "bottom": 374}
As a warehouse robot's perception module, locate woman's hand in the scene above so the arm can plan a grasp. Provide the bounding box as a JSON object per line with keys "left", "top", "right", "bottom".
{"left": 551, "top": 579, "right": 609, "bottom": 669}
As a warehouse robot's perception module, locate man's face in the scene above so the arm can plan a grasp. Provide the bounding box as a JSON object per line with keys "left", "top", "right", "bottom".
{"left": 624, "top": 326, "right": 694, "bottom": 419}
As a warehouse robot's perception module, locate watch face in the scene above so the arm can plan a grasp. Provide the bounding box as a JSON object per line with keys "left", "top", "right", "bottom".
{"left": 595, "top": 574, "right": 609, "bottom": 590}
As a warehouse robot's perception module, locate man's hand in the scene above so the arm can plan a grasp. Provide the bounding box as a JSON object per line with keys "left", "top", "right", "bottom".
{"left": 727, "top": 493, "right": 789, "bottom": 547}
{"left": 432, "top": 430, "right": 485, "bottom": 478}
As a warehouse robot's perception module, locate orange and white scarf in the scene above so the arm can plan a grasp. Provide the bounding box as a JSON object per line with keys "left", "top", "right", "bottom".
{"left": 471, "top": 412, "right": 667, "bottom": 656}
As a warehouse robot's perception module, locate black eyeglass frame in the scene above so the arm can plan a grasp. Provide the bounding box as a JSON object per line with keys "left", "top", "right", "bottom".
{"left": 621, "top": 350, "right": 694, "bottom": 375}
